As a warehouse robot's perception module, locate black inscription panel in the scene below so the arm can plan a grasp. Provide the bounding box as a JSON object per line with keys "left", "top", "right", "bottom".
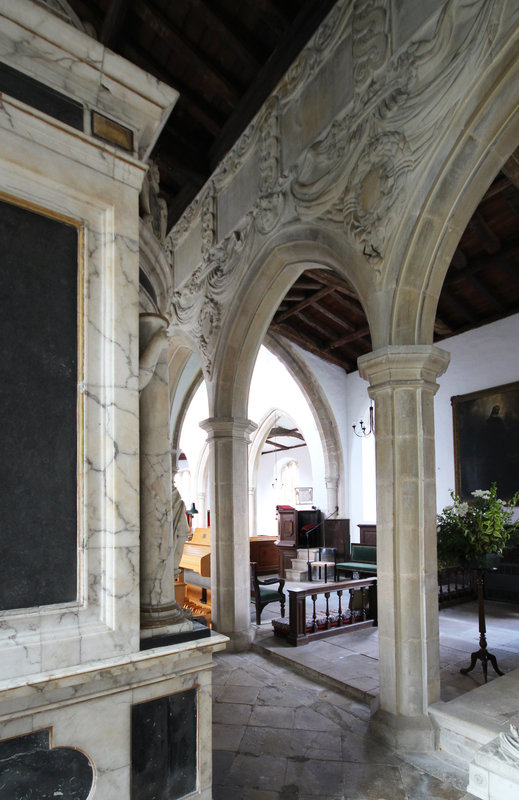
{"left": 0, "top": 61, "right": 84, "bottom": 130}
{"left": 0, "top": 199, "right": 78, "bottom": 610}
{"left": 132, "top": 688, "right": 198, "bottom": 800}
{"left": 0, "top": 729, "right": 94, "bottom": 799}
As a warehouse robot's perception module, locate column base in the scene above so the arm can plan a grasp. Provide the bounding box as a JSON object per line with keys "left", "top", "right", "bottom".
{"left": 215, "top": 627, "right": 253, "bottom": 652}
{"left": 369, "top": 709, "right": 436, "bottom": 752}
{"left": 140, "top": 600, "right": 194, "bottom": 638}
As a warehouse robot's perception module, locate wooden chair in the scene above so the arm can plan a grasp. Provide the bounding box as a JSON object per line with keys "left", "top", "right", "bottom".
{"left": 310, "top": 547, "right": 337, "bottom": 582}
{"left": 250, "top": 562, "right": 285, "bottom": 625}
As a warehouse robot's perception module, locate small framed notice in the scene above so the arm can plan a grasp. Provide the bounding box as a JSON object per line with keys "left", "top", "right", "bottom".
{"left": 295, "top": 487, "right": 313, "bottom": 505}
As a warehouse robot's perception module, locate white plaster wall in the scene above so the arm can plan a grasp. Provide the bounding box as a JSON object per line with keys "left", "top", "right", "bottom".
{"left": 434, "top": 313, "right": 519, "bottom": 509}
{"left": 249, "top": 347, "right": 326, "bottom": 522}
{"left": 177, "top": 347, "right": 325, "bottom": 532}
{"left": 256, "top": 439, "right": 314, "bottom": 537}
{"left": 177, "top": 316, "right": 519, "bottom": 544}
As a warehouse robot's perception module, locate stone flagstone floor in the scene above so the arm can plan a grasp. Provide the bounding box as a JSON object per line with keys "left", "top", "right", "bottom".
{"left": 211, "top": 599, "right": 519, "bottom": 799}
{"left": 212, "top": 649, "right": 474, "bottom": 800}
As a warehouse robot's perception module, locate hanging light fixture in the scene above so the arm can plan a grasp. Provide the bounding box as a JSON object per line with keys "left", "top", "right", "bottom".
{"left": 352, "top": 404, "right": 375, "bottom": 438}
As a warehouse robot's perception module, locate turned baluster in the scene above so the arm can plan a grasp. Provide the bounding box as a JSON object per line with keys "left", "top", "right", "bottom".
{"left": 348, "top": 588, "right": 354, "bottom": 624}
{"left": 311, "top": 593, "right": 318, "bottom": 632}
{"left": 337, "top": 589, "right": 343, "bottom": 626}
{"left": 361, "top": 586, "right": 368, "bottom": 621}
{"left": 324, "top": 591, "right": 331, "bottom": 629}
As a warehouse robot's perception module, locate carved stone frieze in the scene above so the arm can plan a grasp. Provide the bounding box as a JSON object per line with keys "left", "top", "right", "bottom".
{"left": 291, "top": 0, "right": 502, "bottom": 271}
{"left": 254, "top": 97, "right": 286, "bottom": 235}
{"left": 352, "top": 0, "right": 389, "bottom": 90}
{"left": 278, "top": 0, "right": 350, "bottom": 104}
{"left": 166, "top": 181, "right": 216, "bottom": 252}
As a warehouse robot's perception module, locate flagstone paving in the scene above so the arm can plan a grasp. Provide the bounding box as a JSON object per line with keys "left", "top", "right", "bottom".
{"left": 212, "top": 600, "right": 519, "bottom": 798}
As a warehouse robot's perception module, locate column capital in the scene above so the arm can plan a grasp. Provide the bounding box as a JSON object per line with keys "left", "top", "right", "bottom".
{"left": 200, "top": 416, "right": 258, "bottom": 442}
{"left": 358, "top": 345, "right": 450, "bottom": 391}
{"left": 325, "top": 475, "right": 339, "bottom": 490}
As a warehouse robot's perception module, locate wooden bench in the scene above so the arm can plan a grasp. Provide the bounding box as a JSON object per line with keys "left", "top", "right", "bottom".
{"left": 335, "top": 544, "right": 377, "bottom": 579}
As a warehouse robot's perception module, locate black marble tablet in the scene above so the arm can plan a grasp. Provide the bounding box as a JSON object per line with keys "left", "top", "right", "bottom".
{"left": 0, "top": 61, "right": 84, "bottom": 130}
{"left": 0, "top": 729, "right": 93, "bottom": 799}
{"left": 0, "top": 198, "right": 78, "bottom": 610}
{"left": 132, "top": 688, "right": 198, "bottom": 799}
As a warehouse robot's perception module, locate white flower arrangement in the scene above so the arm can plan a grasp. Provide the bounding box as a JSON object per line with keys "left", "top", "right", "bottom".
{"left": 437, "top": 483, "right": 519, "bottom": 567}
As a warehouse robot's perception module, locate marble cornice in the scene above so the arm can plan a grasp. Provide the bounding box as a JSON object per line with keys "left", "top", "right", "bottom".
{"left": 0, "top": 0, "right": 178, "bottom": 159}
{"left": 0, "top": 633, "right": 228, "bottom": 721}
{"left": 0, "top": 94, "right": 147, "bottom": 190}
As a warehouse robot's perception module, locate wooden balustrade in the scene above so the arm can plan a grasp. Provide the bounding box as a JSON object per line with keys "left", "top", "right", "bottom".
{"left": 438, "top": 567, "right": 475, "bottom": 606}
{"left": 272, "top": 577, "right": 377, "bottom": 646}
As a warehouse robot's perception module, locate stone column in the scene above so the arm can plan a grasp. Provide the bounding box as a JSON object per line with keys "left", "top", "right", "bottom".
{"left": 139, "top": 314, "right": 191, "bottom": 636}
{"left": 197, "top": 492, "right": 207, "bottom": 528}
{"left": 358, "top": 345, "right": 450, "bottom": 750}
{"left": 249, "top": 487, "right": 257, "bottom": 538}
{"left": 325, "top": 475, "right": 339, "bottom": 516}
{"left": 200, "top": 416, "right": 257, "bottom": 651}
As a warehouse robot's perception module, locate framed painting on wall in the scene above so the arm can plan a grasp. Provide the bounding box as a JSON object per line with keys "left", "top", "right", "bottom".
{"left": 452, "top": 381, "right": 519, "bottom": 502}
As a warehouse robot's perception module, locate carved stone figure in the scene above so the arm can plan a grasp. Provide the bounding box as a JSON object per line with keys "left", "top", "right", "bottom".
{"left": 140, "top": 162, "right": 168, "bottom": 244}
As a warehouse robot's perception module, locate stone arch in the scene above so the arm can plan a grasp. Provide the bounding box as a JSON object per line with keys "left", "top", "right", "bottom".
{"left": 263, "top": 334, "right": 343, "bottom": 514}
{"left": 169, "top": 344, "right": 204, "bottom": 462}
{"left": 389, "top": 32, "right": 519, "bottom": 348}
{"left": 210, "top": 226, "right": 369, "bottom": 420}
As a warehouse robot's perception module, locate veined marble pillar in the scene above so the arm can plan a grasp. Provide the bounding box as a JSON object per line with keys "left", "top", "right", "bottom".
{"left": 358, "top": 345, "right": 450, "bottom": 750}
{"left": 200, "top": 417, "right": 257, "bottom": 651}
{"left": 140, "top": 314, "right": 191, "bottom": 635}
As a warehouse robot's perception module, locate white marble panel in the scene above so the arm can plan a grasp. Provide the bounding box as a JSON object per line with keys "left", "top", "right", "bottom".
{"left": 0, "top": 103, "right": 144, "bottom": 680}
{"left": 0, "top": 0, "right": 177, "bottom": 158}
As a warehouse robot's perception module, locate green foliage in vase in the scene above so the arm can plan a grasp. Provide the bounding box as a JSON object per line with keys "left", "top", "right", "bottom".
{"left": 437, "top": 483, "right": 519, "bottom": 568}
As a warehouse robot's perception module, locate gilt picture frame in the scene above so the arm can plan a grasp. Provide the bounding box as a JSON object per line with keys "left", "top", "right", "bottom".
{"left": 452, "top": 381, "right": 519, "bottom": 503}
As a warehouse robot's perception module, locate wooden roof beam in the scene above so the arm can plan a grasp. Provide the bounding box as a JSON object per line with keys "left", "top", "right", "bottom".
{"left": 467, "top": 210, "right": 501, "bottom": 255}
{"left": 315, "top": 303, "right": 356, "bottom": 331}
{"left": 466, "top": 274, "right": 505, "bottom": 312}
{"left": 501, "top": 148, "right": 519, "bottom": 192}
{"left": 100, "top": 0, "right": 129, "bottom": 48}
{"left": 433, "top": 316, "right": 454, "bottom": 336}
{"left": 329, "top": 326, "right": 371, "bottom": 350}
{"left": 304, "top": 269, "right": 358, "bottom": 298}
{"left": 440, "top": 289, "right": 478, "bottom": 324}
{"left": 133, "top": 0, "right": 241, "bottom": 106}
{"left": 124, "top": 43, "right": 223, "bottom": 136}
{"left": 155, "top": 152, "right": 207, "bottom": 188}
{"left": 210, "top": 0, "right": 337, "bottom": 166}
{"left": 191, "top": 0, "right": 262, "bottom": 70}
{"left": 445, "top": 241, "right": 519, "bottom": 284}
{"left": 275, "top": 287, "right": 335, "bottom": 323}
{"left": 270, "top": 323, "right": 352, "bottom": 370}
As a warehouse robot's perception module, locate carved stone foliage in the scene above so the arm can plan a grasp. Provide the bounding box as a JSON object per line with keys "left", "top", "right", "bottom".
{"left": 255, "top": 97, "right": 285, "bottom": 235}
{"left": 291, "top": 0, "right": 502, "bottom": 274}
{"left": 169, "top": 216, "right": 254, "bottom": 377}
{"left": 168, "top": 99, "right": 285, "bottom": 371}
